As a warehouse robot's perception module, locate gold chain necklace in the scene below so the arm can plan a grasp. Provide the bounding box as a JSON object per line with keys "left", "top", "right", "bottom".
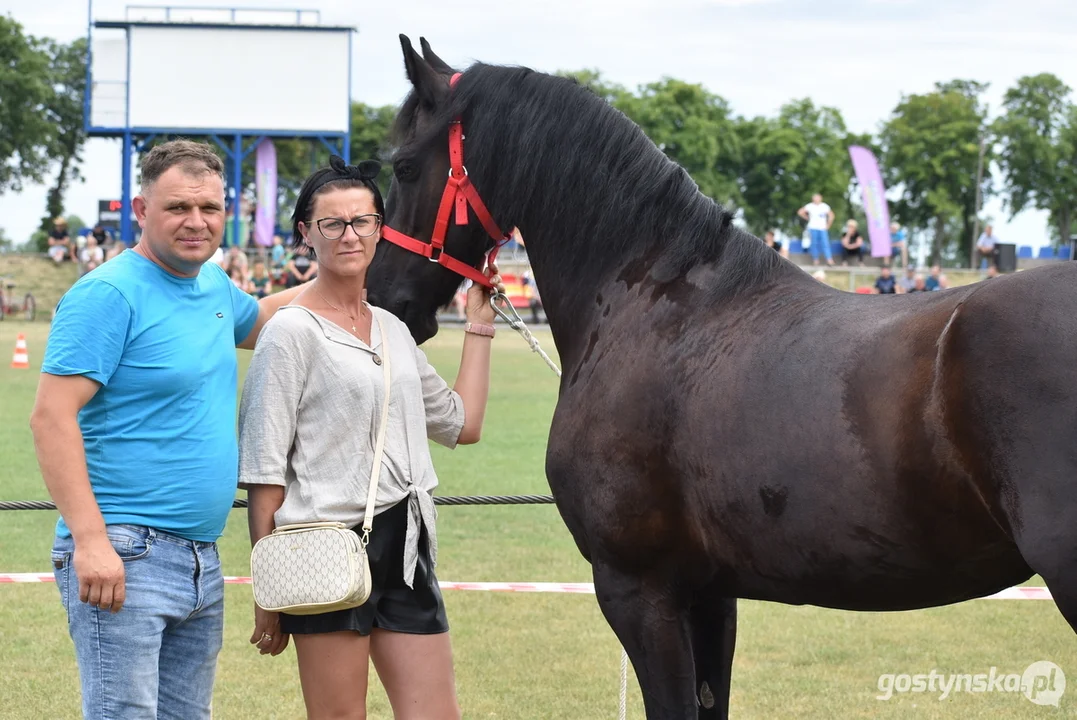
{"left": 313, "top": 285, "right": 364, "bottom": 334}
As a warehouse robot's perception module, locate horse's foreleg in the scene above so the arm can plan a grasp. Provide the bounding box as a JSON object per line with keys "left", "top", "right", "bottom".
{"left": 593, "top": 562, "right": 698, "bottom": 720}
{"left": 690, "top": 595, "right": 737, "bottom": 719}
{"left": 1010, "top": 484, "right": 1077, "bottom": 636}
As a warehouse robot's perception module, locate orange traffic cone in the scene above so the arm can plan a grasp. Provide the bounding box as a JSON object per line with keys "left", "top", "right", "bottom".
{"left": 10, "top": 333, "right": 29, "bottom": 369}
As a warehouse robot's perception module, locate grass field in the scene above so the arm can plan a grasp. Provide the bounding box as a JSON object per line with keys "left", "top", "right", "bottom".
{"left": 0, "top": 320, "right": 1074, "bottom": 719}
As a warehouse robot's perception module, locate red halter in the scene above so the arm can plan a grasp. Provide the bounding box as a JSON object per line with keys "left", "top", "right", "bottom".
{"left": 381, "top": 73, "right": 510, "bottom": 289}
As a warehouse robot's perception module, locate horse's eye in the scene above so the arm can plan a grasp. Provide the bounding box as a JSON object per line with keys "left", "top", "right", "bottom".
{"left": 394, "top": 161, "right": 417, "bottom": 182}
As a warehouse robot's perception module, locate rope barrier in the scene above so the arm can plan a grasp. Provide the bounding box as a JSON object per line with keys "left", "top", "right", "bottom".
{"left": 0, "top": 495, "right": 556, "bottom": 512}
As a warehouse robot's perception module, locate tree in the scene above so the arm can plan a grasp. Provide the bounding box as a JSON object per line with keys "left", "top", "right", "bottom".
{"left": 880, "top": 81, "right": 990, "bottom": 265}
{"left": 735, "top": 99, "right": 856, "bottom": 238}
{"left": 349, "top": 102, "right": 397, "bottom": 197}
{"left": 616, "top": 78, "right": 741, "bottom": 207}
{"left": 0, "top": 16, "right": 54, "bottom": 192}
{"left": 35, "top": 37, "right": 88, "bottom": 236}
{"left": 556, "top": 69, "right": 629, "bottom": 105}
{"left": 994, "top": 73, "right": 1077, "bottom": 246}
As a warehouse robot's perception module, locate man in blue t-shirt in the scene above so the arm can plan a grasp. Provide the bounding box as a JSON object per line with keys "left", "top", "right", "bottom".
{"left": 874, "top": 266, "right": 897, "bottom": 294}
{"left": 30, "top": 140, "right": 306, "bottom": 719}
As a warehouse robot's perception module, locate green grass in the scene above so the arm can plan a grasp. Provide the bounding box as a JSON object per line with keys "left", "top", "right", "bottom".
{"left": 0, "top": 254, "right": 80, "bottom": 321}
{"left": 1, "top": 321, "right": 1074, "bottom": 719}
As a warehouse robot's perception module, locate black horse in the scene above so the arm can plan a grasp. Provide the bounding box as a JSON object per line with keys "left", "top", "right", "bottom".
{"left": 367, "top": 36, "right": 1077, "bottom": 719}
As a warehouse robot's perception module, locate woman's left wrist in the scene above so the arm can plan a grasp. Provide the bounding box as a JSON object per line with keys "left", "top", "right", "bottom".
{"left": 464, "top": 320, "right": 496, "bottom": 338}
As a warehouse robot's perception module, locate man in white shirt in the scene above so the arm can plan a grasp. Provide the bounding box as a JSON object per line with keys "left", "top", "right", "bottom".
{"left": 976, "top": 225, "right": 998, "bottom": 270}
{"left": 797, "top": 193, "right": 835, "bottom": 266}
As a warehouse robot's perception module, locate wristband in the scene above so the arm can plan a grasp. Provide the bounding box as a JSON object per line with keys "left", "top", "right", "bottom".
{"left": 464, "top": 322, "right": 496, "bottom": 338}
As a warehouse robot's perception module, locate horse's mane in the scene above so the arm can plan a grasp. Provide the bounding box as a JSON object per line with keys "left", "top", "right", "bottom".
{"left": 392, "top": 63, "right": 784, "bottom": 296}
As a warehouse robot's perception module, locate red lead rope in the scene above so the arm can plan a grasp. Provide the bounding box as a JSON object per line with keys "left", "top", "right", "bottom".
{"left": 381, "top": 73, "right": 510, "bottom": 289}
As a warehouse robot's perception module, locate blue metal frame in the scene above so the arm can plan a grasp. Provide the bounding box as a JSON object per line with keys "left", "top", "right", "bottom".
{"left": 345, "top": 30, "right": 352, "bottom": 162}
{"left": 83, "top": 0, "right": 93, "bottom": 140}
{"left": 85, "top": 4, "right": 355, "bottom": 248}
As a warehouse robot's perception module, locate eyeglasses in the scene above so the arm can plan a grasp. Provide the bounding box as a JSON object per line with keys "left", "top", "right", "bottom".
{"left": 314, "top": 214, "right": 382, "bottom": 240}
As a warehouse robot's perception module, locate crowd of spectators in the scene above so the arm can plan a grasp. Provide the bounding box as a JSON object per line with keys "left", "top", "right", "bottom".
{"left": 46, "top": 218, "right": 125, "bottom": 273}
{"left": 206, "top": 235, "right": 318, "bottom": 298}
{"left": 46, "top": 217, "right": 318, "bottom": 302}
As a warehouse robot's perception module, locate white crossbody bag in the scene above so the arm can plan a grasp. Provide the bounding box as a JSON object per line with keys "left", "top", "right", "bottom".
{"left": 250, "top": 312, "right": 391, "bottom": 616}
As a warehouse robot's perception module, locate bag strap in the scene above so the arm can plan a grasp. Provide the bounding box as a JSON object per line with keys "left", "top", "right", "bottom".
{"left": 272, "top": 521, "right": 348, "bottom": 533}
{"left": 360, "top": 309, "right": 391, "bottom": 547}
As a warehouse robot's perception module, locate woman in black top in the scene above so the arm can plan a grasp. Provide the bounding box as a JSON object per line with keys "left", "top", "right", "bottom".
{"left": 285, "top": 244, "right": 318, "bottom": 288}
{"left": 840, "top": 219, "right": 864, "bottom": 265}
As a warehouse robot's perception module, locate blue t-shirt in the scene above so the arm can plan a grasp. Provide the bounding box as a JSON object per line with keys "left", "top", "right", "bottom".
{"left": 42, "top": 251, "right": 260, "bottom": 542}
{"left": 270, "top": 244, "right": 286, "bottom": 266}
{"left": 875, "top": 275, "right": 896, "bottom": 294}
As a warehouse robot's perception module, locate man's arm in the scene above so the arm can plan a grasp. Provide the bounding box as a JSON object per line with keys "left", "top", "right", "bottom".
{"left": 797, "top": 206, "right": 810, "bottom": 221}
{"left": 236, "top": 282, "right": 309, "bottom": 350}
{"left": 30, "top": 374, "right": 126, "bottom": 612}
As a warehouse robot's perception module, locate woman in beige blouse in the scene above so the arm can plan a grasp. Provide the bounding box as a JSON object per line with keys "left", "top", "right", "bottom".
{"left": 238, "top": 156, "right": 501, "bottom": 720}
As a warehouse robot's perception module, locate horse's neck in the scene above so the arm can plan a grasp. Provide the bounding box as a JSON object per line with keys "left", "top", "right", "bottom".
{"left": 473, "top": 85, "right": 773, "bottom": 368}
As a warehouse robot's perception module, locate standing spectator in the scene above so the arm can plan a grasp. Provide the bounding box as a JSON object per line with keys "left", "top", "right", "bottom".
{"left": 873, "top": 266, "right": 896, "bottom": 294}
{"left": 48, "top": 217, "right": 74, "bottom": 264}
{"left": 269, "top": 235, "right": 287, "bottom": 284}
{"left": 888, "top": 221, "right": 908, "bottom": 268}
{"left": 451, "top": 279, "right": 470, "bottom": 320}
{"left": 839, "top": 219, "right": 864, "bottom": 266}
{"left": 521, "top": 269, "right": 543, "bottom": 324}
{"left": 797, "top": 193, "right": 835, "bottom": 267}
{"left": 976, "top": 225, "right": 999, "bottom": 269}
{"left": 285, "top": 244, "right": 318, "bottom": 288}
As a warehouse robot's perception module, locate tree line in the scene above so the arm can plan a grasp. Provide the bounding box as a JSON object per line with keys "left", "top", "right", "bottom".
{"left": 3, "top": 15, "right": 1074, "bottom": 265}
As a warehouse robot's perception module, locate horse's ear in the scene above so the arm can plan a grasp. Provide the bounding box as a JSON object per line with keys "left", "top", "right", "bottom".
{"left": 419, "top": 37, "right": 454, "bottom": 74}
{"left": 400, "top": 34, "right": 448, "bottom": 111}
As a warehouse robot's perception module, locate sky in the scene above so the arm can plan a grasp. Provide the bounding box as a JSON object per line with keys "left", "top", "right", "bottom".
{"left": 2, "top": 0, "right": 1076, "bottom": 253}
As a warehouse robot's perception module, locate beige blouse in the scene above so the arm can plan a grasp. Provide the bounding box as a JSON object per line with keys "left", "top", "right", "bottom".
{"left": 237, "top": 304, "right": 465, "bottom": 588}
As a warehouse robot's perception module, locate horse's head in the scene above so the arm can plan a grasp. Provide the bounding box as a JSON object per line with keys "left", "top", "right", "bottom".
{"left": 367, "top": 35, "right": 507, "bottom": 344}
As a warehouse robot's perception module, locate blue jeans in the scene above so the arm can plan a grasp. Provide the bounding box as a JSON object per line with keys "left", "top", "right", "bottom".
{"left": 51, "top": 525, "right": 224, "bottom": 719}
{"left": 809, "top": 229, "right": 832, "bottom": 262}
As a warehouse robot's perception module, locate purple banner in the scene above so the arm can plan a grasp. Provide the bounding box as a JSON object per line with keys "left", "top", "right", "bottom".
{"left": 254, "top": 139, "right": 277, "bottom": 247}
{"left": 848, "top": 146, "right": 891, "bottom": 258}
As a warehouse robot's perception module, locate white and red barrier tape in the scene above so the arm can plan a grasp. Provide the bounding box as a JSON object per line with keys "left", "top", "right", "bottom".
{"left": 0, "top": 573, "right": 1055, "bottom": 600}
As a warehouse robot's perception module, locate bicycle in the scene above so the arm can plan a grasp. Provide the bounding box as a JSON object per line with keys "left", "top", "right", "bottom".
{"left": 0, "top": 277, "right": 37, "bottom": 322}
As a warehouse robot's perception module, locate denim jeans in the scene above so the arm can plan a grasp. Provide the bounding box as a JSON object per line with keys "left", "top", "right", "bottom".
{"left": 809, "top": 228, "right": 832, "bottom": 263}
{"left": 51, "top": 525, "right": 225, "bottom": 719}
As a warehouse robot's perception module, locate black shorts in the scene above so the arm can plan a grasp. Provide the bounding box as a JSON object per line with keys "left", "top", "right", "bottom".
{"left": 280, "top": 500, "right": 449, "bottom": 636}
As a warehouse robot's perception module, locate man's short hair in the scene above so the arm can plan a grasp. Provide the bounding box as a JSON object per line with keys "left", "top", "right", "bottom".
{"left": 140, "top": 140, "right": 225, "bottom": 191}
